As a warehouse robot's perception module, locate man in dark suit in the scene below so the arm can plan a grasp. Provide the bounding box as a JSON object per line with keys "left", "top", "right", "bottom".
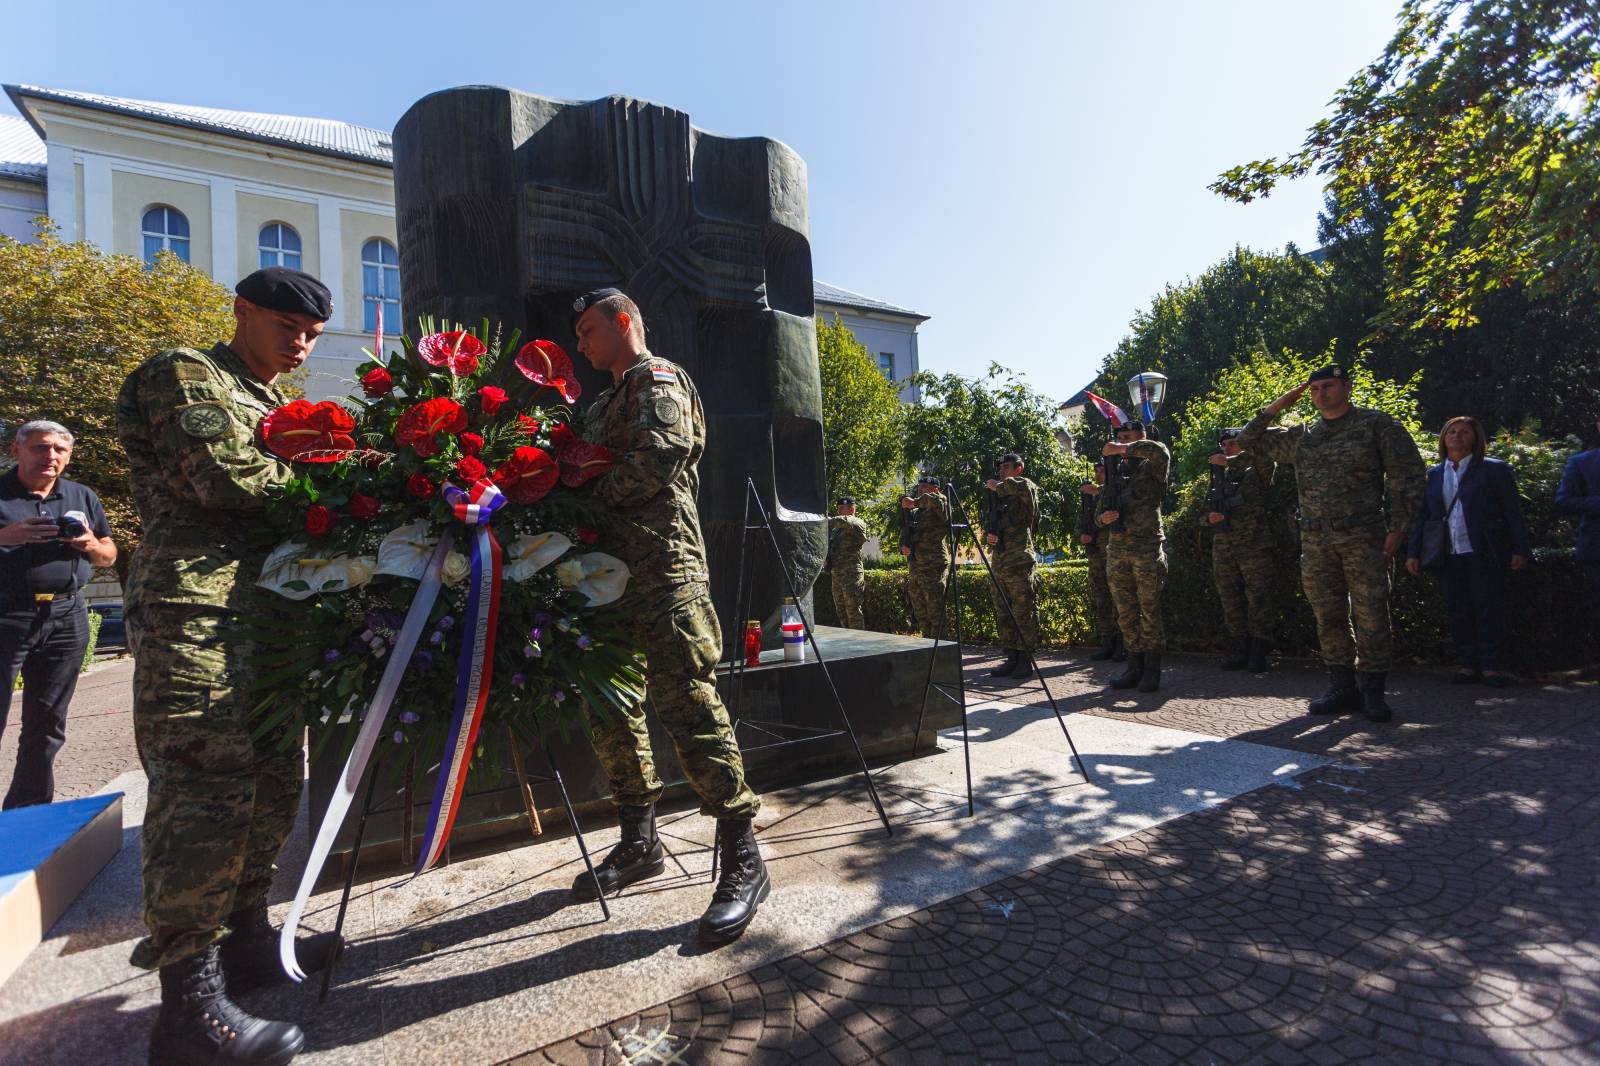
{"left": 1555, "top": 419, "right": 1600, "bottom": 610}
{"left": 1406, "top": 416, "right": 1531, "bottom": 685}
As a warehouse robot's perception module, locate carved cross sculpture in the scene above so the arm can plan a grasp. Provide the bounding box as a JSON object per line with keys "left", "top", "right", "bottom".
{"left": 393, "top": 87, "right": 826, "bottom": 654}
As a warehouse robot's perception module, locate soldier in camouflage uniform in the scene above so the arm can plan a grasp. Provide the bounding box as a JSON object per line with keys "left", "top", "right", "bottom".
{"left": 1097, "top": 420, "right": 1169, "bottom": 692}
{"left": 900, "top": 474, "right": 950, "bottom": 639}
{"left": 116, "top": 268, "right": 342, "bottom": 1066}
{"left": 984, "top": 453, "right": 1040, "bottom": 678}
{"left": 1078, "top": 464, "right": 1123, "bottom": 661}
{"left": 570, "top": 288, "right": 768, "bottom": 945}
{"left": 826, "top": 496, "right": 869, "bottom": 630}
{"left": 1240, "top": 364, "right": 1425, "bottom": 721}
{"left": 1206, "top": 428, "right": 1277, "bottom": 673}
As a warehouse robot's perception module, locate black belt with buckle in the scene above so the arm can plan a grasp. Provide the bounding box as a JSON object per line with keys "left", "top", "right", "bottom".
{"left": 3, "top": 591, "right": 77, "bottom": 612}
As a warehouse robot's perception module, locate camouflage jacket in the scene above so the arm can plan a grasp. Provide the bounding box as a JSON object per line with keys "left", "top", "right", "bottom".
{"left": 907, "top": 490, "right": 950, "bottom": 567}
{"left": 987, "top": 475, "right": 1039, "bottom": 554}
{"left": 116, "top": 342, "right": 294, "bottom": 611}
{"left": 1240, "top": 405, "right": 1425, "bottom": 536}
{"left": 581, "top": 351, "right": 710, "bottom": 596}
{"left": 827, "top": 515, "right": 869, "bottom": 576}
{"left": 1212, "top": 453, "right": 1275, "bottom": 540}
{"left": 1099, "top": 439, "right": 1168, "bottom": 548}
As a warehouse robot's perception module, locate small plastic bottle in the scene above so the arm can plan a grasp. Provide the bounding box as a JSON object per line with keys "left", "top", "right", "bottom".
{"left": 781, "top": 598, "right": 805, "bottom": 662}
{"left": 744, "top": 620, "right": 762, "bottom": 667}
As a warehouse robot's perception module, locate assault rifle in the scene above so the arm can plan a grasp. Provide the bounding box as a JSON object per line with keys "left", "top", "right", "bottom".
{"left": 823, "top": 519, "right": 841, "bottom": 573}
{"left": 1099, "top": 454, "right": 1127, "bottom": 533}
{"left": 1207, "top": 451, "right": 1231, "bottom": 533}
{"left": 898, "top": 485, "right": 915, "bottom": 560}
{"left": 984, "top": 479, "right": 1009, "bottom": 552}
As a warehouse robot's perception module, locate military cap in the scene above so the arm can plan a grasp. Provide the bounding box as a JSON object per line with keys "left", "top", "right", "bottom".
{"left": 236, "top": 267, "right": 332, "bottom": 321}
{"left": 1308, "top": 364, "right": 1349, "bottom": 382}
{"left": 916, "top": 472, "right": 940, "bottom": 486}
{"left": 836, "top": 495, "right": 855, "bottom": 506}
{"left": 1218, "top": 427, "right": 1244, "bottom": 443}
{"left": 571, "top": 287, "right": 626, "bottom": 328}
{"left": 1113, "top": 418, "right": 1145, "bottom": 432}
{"left": 998, "top": 452, "right": 1023, "bottom": 465}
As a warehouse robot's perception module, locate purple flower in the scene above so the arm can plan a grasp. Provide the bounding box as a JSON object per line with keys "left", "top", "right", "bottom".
{"left": 429, "top": 631, "right": 445, "bottom": 645}
{"left": 323, "top": 648, "right": 342, "bottom": 663}
{"left": 550, "top": 689, "right": 567, "bottom": 704}
{"left": 576, "top": 635, "right": 594, "bottom": 651}
{"left": 534, "top": 612, "right": 553, "bottom": 627}
{"left": 399, "top": 711, "right": 420, "bottom": 725}
{"left": 392, "top": 730, "right": 406, "bottom": 743}
{"left": 410, "top": 651, "right": 433, "bottom": 672}
{"left": 528, "top": 626, "right": 545, "bottom": 642}
{"left": 522, "top": 642, "right": 541, "bottom": 659}
{"left": 438, "top": 615, "right": 455, "bottom": 631}
{"left": 556, "top": 617, "right": 573, "bottom": 632}
{"left": 511, "top": 672, "right": 527, "bottom": 686}
{"left": 358, "top": 628, "right": 374, "bottom": 643}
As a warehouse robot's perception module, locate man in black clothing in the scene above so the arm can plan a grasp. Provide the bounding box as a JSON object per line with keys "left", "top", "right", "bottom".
{"left": 0, "top": 420, "right": 116, "bottom": 808}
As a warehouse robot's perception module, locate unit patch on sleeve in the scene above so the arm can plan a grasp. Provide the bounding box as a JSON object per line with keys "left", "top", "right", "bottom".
{"left": 178, "top": 403, "right": 231, "bottom": 441}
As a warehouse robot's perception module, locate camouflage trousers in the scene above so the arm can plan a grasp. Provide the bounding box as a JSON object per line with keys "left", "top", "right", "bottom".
{"left": 1086, "top": 548, "right": 1117, "bottom": 640}
{"left": 905, "top": 562, "right": 948, "bottom": 640}
{"left": 1212, "top": 532, "right": 1276, "bottom": 639}
{"left": 989, "top": 547, "right": 1038, "bottom": 651}
{"left": 1301, "top": 528, "right": 1393, "bottom": 671}
{"left": 831, "top": 569, "right": 866, "bottom": 630}
{"left": 126, "top": 604, "right": 301, "bottom": 970}
{"left": 1106, "top": 542, "right": 1167, "bottom": 653}
{"left": 585, "top": 583, "right": 759, "bottom": 820}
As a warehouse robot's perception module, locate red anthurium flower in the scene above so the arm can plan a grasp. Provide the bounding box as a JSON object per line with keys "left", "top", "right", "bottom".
{"left": 517, "top": 414, "right": 543, "bottom": 437}
{"left": 477, "top": 385, "right": 508, "bottom": 416}
{"left": 261, "top": 400, "right": 357, "bottom": 462}
{"left": 406, "top": 473, "right": 435, "bottom": 500}
{"left": 556, "top": 439, "right": 615, "bottom": 488}
{"left": 459, "top": 432, "right": 484, "bottom": 456}
{"left": 360, "top": 366, "right": 394, "bottom": 397}
{"left": 305, "top": 504, "right": 338, "bottom": 537}
{"left": 492, "top": 446, "right": 559, "bottom": 505}
{"left": 416, "top": 331, "right": 487, "bottom": 376}
{"left": 574, "top": 525, "right": 600, "bottom": 545}
{"left": 549, "top": 422, "right": 576, "bottom": 447}
{"left": 346, "top": 492, "right": 381, "bottom": 520}
{"left": 395, "top": 397, "right": 467, "bottom": 458}
{"left": 514, "top": 340, "right": 581, "bottom": 403}
{"left": 455, "top": 455, "right": 488, "bottom": 484}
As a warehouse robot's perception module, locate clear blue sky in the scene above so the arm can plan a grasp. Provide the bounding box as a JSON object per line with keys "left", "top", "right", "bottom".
{"left": 2, "top": 0, "right": 1399, "bottom": 402}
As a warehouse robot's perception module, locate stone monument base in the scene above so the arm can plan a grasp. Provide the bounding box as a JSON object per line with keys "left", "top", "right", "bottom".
{"left": 309, "top": 627, "right": 961, "bottom": 885}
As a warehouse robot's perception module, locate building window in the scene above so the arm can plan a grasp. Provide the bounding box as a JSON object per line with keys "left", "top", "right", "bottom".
{"left": 258, "top": 222, "right": 302, "bottom": 270}
{"left": 141, "top": 206, "right": 190, "bottom": 265}
{"left": 877, "top": 352, "right": 896, "bottom": 379}
{"left": 361, "top": 238, "right": 401, "bottom": 333}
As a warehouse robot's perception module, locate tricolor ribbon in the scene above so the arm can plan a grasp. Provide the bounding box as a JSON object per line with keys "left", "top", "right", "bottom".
{"left": 1135, "top": 373, "right": 1156, "bottom": 424}
{"left": 414, "top": 479, "right": 507, "bottom": 874}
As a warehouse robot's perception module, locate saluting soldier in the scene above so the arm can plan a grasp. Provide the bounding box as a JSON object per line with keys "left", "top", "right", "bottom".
{"left": 1079, "top": 463, "right": 1123, "bottom": 661}
{"left": 1097, "top": 420, "right": 1169, "bottom": 692}
{"left": 1206, "top": 427, "right": 1278, "bottom": 672}
{"left": 827, "top": 495, "right": 869, "bottom": 630}
{"left": 1240, "top": 365, "right": 1425, "bottom": 721}
{"left": 985, "top": 452, "right": 1040, "bottom": 678}
{"left": 117, "top": 267, "right": 341, "bottom": 1066}
{"left": 900, "top": 473, "right": 950, "bottom": 639}
{"left": 571, "top": 287, "right": 768, "bottom": 944}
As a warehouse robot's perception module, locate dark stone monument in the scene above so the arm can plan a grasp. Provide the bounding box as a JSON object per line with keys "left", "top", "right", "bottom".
{"left": 392, "top": 86, "right": 825, "bottom": 646}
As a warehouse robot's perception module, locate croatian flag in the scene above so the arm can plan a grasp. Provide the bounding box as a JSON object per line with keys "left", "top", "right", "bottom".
{"left": 1134, "top": 373, "right": 1157, "bottom": 423}
{"left": 1084, "top": 391, "right": 1130, "bottom": 428}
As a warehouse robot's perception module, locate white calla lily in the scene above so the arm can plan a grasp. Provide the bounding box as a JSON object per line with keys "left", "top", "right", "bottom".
{"left": 574, "top": 552, "right": 630, "bottom": 607}
{"left": 505, "top": 531, "right": 574, "bottom": 582}
{"left": 258, "top": 540, "right": 377, "bottom": 600}
{"left": 554, "top": 558, "right": 586, "bottom": 588}
{"left": 375, "top": 520, "right": 438, "bottom": 581}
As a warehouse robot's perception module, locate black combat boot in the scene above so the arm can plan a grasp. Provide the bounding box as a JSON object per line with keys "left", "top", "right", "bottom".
{"left": 1308, "top": 666, "right": 1361, "bottom": 716}
{"left": 1220, "top": 637, "right": 1250, "bottom": 670}
{"left": 1112, "top": 635, "right": 1128, "bottom": 662}
{"left": 1088, "top": 633, "right": 1119, "bottom": 661}
{"left": 698, "top": 818, "right": 770, "bottom": 945}
{"left": 1109, "top": 652, "right": 1145, "bottom": 690}
{"left": 1008, "top": 651, "right": 1033, "bottom": 679}
{"left": 149, "top": 944, "right": 304, "bottom": 1066}
{"left": 1246, "top": 638, "right": 1271, "bottom": 674}
{"left": 573, "top": 803, "right": 665, "bottom": 900}
{"left": 989, "top": 651, "right": 1020, "bottom": 677}
{"left": 1357, "top": 672, "right": 1394, "bottom": 722}
{"left": 220, "top": 903, "right": 342, "bottom": 994}
{"left": 1137, "top": 653, "right": 1162, "bottom": 692}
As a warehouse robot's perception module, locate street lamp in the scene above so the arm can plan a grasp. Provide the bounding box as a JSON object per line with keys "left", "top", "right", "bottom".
{"left": 1127, "top": 371, "right": 1168, "bottom": 424}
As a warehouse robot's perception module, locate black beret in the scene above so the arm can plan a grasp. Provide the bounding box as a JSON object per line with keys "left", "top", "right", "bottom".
{"left": 1114, "top": 419, "right": 1145, "bottom": 432}
{"left": 571, "top": 287, "right": 626, "bottom": 329}
{"left": 916, "top": 472, "right": 940, "bottom": 485}
{"left": 236, "top": 267, "right": 332, "bottom": 322}
{"left": 836, "top": 495, "right": 855, "bottom": 506}
{"left": 998, "top": 452, "right": 1022, "bottom": 465}
{"left": 1308, "top": 364, "right": 1348, "bottom": 382}
{"left": 1218, "top": 427, "right": 1244, "bottom": 443}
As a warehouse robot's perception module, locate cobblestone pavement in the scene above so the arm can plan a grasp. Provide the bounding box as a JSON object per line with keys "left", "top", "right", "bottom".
{"left": 518, "top": 649, "right": 1600, "bottom": 1065}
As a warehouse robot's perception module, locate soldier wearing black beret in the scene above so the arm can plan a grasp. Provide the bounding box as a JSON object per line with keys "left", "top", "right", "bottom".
{"left": 828, "top": 494, "right": 869, "bottom": 630}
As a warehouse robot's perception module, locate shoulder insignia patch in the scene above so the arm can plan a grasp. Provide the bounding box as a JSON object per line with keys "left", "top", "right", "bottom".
{"left": 178, "top": 403, "right": 231, "bottom": 441}
{"left": 651, "top": 395, "right": 683, "bottom": 427}
{"left": 651, "top": 366, "right": 678, "bottom": 384}
{"left": 173, "top": 362, "right": 209, "bottom": 383}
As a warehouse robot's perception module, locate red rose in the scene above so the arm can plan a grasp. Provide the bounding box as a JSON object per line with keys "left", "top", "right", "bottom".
{"left": 557, "top": 439, "right": 615, "bottom": 487}
{"left": 346, "top": 492, "right": 381, "bottom": 520}
{"left": 395, "top": 397, "right": 467, "bottom": 458}
{"left": 415, "top": 331, "right": 487, "bottom": 376}
{"left": 305, "top": 504, "right": 338, "bottom": 537}
{"left": 455, "top": 455, "right": 488, "bottom": 483}
{"left": 514, "top": 339, "right": 581, "bottom": 403}
{"left": 574, "top": 525, "right": 600, "bottom": 545}
{"left": 360, "top": 366, "right": 394, "bottom": 397}
{"left": 492, "top": 446, "right": 559, "bottom": 505}
{"left": 549, "top": 422, "right": 576, "bottom": 447}
{"left": 459, "top": 432, "right": 484, "bottom": 456}
{"left": 477, "top": 386, "right": 508, "bottom": 416}
{"left": 517, "top": 415, "right": 543, "bottom": 437}
{"left": 406, "top": 473, "right": 435, "bottom": 500}
{"left": 261, "top": 400, "right": 357, "bottom": 462}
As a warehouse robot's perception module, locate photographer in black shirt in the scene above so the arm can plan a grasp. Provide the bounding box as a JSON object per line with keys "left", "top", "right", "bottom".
{"left": 0, "top": 420, "right": 116, "bottom": 808}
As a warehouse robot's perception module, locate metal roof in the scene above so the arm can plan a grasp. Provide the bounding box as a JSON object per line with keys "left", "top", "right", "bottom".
{"left": 5, "top": 85, "right": 392, "bottom": 166}
{"left": 0, "top": 114, "right": 46, "bottom": 183}
{"left": 812, "top": 279, "right": 928, "bottom": 321}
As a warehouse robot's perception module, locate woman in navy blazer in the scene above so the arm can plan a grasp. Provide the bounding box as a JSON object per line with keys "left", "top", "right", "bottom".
{"left": 1406, "top": 416, "right": 1531, "bottom": 685}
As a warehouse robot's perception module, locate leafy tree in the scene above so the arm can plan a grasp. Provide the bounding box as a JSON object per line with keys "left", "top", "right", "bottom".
{"left": 1213, "top": 0, "right": 1600, "bottom": 332}
{"left": 0, "top": 220, "right": 236, "bottom": 563}
{"left": 901, "top": 364, "right": 1090, "bottom": 548}
{"left": 817, "top": 313, "right": 906, "bottom": 510}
